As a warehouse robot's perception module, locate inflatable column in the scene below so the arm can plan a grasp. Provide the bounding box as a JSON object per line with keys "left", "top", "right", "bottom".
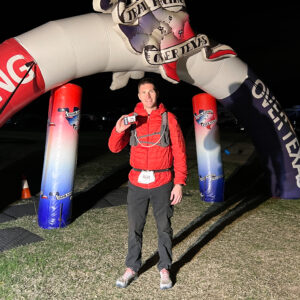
{"left": 38, "top": 83, "right": 82, "bottom": 229}
{"left": 192, "top": 93, "right": 224, "bottom": 202}
{"left": 219, "top": 68, "right": 300, "bottom": 199}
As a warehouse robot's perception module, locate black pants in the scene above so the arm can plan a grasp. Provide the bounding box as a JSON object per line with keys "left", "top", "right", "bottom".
{"left": 126, "top": 181, "right": 174, "bottom": 273}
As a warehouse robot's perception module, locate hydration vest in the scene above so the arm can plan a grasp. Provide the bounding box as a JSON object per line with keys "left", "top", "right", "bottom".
{"left": 129, "top": 111, "right": 170, "bottom": 147}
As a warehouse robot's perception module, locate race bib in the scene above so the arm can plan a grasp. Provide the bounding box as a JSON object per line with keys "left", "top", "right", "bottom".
{"left": 138, "top": 170, "right": 155, "bottom": 184}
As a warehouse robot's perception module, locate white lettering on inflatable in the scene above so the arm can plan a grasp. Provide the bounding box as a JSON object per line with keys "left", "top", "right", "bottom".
{"left": 286, "top": 137, "right": 299, "bottom": 154}
{"left": 283, "top": 131, "right": 293, "bottom": 141}
{"left": 252, "top": 79, "right": 294, "bottom": 132}
{"left": 252, "top": 79, "right": 266, "bottom": 99}
{"left": 252, "top": 79, "right": 300, "bottom": 187}
{"left": 56, "top": 191, "right": 72, "bottom": 200}
{"left": 0, "top": 70, "right": 15, "bottom": 102}
{"left": 286, "top": 138, "right": 300, "bottom": 187}
{"left": 7, "top": 55, "right": 35, "bottom": 84}
{"left": 0, "top": 54, "right": 35, "bottom": 102}
{"left": 273, "top": 103, "right": 280, "bottom": 113}
{"left": 268, "top": 108, "right": 275, "bottom": 119}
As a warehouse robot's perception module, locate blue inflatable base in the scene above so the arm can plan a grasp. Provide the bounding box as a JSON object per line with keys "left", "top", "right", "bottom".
{"left": 199, "top": 177, "right": 224, "bottom": 202}
{"left": 38, "top": 197, "right": 72, "bottom": 229}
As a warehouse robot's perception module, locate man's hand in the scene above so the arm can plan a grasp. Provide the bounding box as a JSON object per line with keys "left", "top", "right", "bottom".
{"left": 170, "top": 184, "right": 183, "bottom": 205}
{"left": 116, "top": 115, "right": 131, "bottom": 133}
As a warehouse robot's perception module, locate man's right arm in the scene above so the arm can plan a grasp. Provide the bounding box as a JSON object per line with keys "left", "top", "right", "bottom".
{"left": 108, "top": 115, "right": 131, "bottom": 153}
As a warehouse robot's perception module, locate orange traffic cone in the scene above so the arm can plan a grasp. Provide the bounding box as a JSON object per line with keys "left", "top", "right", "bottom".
{"left": 21, "top": 176, "right": 32, "bottom": 199}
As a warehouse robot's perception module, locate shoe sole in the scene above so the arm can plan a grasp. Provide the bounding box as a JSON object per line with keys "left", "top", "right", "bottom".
{"left": 116, "top": 276, "right": 138, "bottom": 288}
{"left": 160, "top": 283, "right": 172, "bottom": 290}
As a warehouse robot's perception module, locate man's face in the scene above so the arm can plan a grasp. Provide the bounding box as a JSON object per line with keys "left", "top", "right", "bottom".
{"left": 138, "top": 83, "right": 158, "bottom": 111}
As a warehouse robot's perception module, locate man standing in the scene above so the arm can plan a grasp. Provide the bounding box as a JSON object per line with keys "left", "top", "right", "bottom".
{"left": 108, "top": 77, "right": 187, "bottom": 289}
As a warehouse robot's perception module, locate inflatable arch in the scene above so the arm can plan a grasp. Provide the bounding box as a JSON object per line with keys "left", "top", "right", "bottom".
{"left": 0, "top": 1, "right": 299, "bottom": 204}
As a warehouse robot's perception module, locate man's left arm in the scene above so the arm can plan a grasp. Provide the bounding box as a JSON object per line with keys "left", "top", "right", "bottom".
{"left": 168, "top": 113, "right": 188, "bottom": 205}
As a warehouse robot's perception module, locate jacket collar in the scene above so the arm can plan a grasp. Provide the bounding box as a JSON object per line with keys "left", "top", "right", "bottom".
{"left": 134, "top": 102, "right": 166, "bottom": 116}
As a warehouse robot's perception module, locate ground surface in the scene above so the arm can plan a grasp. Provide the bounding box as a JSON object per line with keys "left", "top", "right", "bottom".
{"left": 0, "top": 125, "right": 299, "bottom": 299}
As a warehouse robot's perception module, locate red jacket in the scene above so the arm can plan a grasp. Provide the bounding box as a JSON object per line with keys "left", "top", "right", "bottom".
{"left": 108, "top": 102, "right": 187, "bottom": 188}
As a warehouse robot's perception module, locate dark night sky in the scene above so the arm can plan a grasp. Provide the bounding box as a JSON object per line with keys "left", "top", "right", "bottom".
{"left": 0, "top": 2, "right": 299, "bottom": 117}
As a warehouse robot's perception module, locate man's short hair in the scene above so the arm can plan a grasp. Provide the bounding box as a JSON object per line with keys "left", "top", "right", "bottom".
{"left": 138, "top": 77, "right": 157, "bottom": 92}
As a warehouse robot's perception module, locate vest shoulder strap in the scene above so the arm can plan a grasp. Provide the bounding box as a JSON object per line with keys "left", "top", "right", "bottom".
{"left": 159, "top": 111, "right": 169, "bottom": 147}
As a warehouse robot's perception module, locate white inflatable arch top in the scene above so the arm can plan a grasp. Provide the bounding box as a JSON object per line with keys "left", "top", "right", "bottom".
{"left": 14, "top": 13, "right": 246, "bottom": 98}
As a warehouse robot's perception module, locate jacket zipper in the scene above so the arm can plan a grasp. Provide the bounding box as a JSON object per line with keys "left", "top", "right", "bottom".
{"left": 146, "top": 113, "right": 150, "bottom": 170}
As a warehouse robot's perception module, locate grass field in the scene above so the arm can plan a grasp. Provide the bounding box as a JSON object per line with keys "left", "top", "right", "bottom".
{"left": 0, "top": 127, "right": 299, "bottom": 299}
